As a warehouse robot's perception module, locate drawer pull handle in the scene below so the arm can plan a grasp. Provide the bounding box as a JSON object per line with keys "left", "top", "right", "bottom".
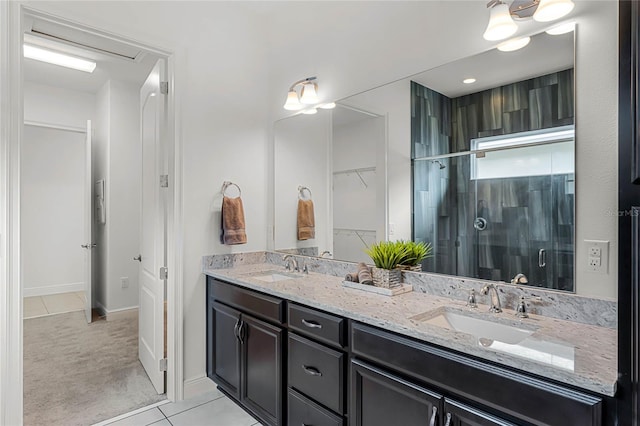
{"left": 302, "top": 365, "right": 323, "bottom": 377}
{"left": 429, "top": 406, "right": 437, "bottom": 426}
{"left": 301, "top": 319, "right": 322, "bottom": 329}
{"left": 444, "top": 413, "right": 452, "bottom": 426}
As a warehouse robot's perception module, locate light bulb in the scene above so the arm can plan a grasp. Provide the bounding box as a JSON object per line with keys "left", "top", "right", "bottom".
{"left": 497, "top": 36, "right": 531, "bottom": 52}
{"left": 533, "top": 0, "right": 575, "bottom": 22}
{"left": 300, "top": 82, "right": 319, "bottom": 104}
{"left": 283, "top": 90, "right": 303, "bottom": 111}
{"left": 463, "top": 78, "right": 477, "bottom": 84}
{"left": 483, "top": 3, "right": 518, "bottom": 41}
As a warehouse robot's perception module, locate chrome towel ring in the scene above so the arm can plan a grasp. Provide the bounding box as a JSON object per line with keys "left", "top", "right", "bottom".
{"left": 298, "top": 185, "right": 312, "bottom": 200}
{"left": 222, "top": 181, "right": 242, "bottom": 197}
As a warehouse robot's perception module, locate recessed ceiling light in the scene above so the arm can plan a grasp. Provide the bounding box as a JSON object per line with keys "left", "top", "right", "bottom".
{"left": 497, "top": 36, "right": 531, "bottom": 52}
{"left": 545, "top": 22, "right": 575, "bottom": 35}
{"left": 23, "top": 44, "right": 96, "bottom": 73}
{"left": 463, "top": 78, "right": 477, "bottom": 84}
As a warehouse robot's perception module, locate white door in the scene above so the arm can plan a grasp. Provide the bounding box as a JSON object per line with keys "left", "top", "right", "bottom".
{"left": 138, "top": 60, "right": 166, "bottom": 394}
{"left": 82, "top": 120, "right": 93, "bottom": 324}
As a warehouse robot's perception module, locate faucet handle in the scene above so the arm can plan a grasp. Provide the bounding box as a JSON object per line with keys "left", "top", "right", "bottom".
{"left": 466, "top": 289, "right": 478, "bottom": 308}
{"left": 302, "top": 264, "right": 309, "bottom": 274}
{"left": 515, "top": 296, "right": 528, "bottom": 318}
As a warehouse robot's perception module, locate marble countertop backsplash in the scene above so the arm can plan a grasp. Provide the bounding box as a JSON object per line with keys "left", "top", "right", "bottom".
{"left": 202, "top": 251, "right": 618, "bottom": 396}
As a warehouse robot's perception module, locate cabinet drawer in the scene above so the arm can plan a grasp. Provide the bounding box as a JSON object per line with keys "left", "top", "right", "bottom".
{"left": 288, "top": 303, "right": 346, "bottom": 348}
{"left": 288, "top": 333, "right": 345, "bottom": 414}
{"left": 288, "top": 388, "right": 344, "bottom": 426}
{"left": 351, "top": 322, "right": 603, "bottom": 426}
{"left": 208, "top": 277, "right": 285, "bottom": 324}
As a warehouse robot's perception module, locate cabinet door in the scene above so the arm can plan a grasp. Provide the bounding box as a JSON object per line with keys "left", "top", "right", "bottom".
{"left": 351, "top": 359, "right": 443, "bottom": 426}
{"left": 443, "top": 399, "right": 517, "bottom": 426}
{"left": 209, "top": 301, "right": 241, "bottom": 399}
{"left": 241, "top": 314, "right": 284, "bottom": 426}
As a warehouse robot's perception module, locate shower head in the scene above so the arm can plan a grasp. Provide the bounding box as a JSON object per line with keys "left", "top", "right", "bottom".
{"left": 431, "top": 160, "right": 446, "bottom": 169}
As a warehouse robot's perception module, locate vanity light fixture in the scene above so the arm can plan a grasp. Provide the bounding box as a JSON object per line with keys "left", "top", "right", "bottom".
{"left": 23, "top": 44, "right": 96, "bottom": 73}
{"left": 463, "top": 78, "right": 477, "bottom": 84}
{"left": 483, "top": 1, "right": 518, "bottom": 41}
{"left": 533, "top": 0, "right": 575, "bottom": 22}
{"left": 545, "top": 21, "right": 575, "bottom": 35}
{"left": 483, "top": 0, "right": 575, "bottom": 41}
{"left": 497, "top": 36, "right": 531, "bottom": 52}
{"left": 284, "top": 76, "right": 319, "bottom": 110}
{"left": 319, "top": 102, "right": 336, "bottom": 109}
{"left": 302, "top": 108, "right": 318, "bottom": 115}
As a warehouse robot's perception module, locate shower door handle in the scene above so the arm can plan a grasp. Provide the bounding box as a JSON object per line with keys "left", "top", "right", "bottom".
{"left": 538, "top": 249, "right": 546, "bottom": 268}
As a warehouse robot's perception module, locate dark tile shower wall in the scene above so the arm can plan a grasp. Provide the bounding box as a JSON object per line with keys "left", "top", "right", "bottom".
{"left": 411, "top": 69, "right": 575, "bottom": 291}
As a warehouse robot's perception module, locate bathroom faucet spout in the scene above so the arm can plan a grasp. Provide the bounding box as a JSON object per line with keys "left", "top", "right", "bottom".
{"left": 480, "top": 283, "right": 502, "bottom": 313}
{"left": 282, "top": 255, "right": 299, "bottom": 272}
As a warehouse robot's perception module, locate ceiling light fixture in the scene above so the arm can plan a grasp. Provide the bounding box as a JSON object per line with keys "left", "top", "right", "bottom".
{"left": 284, "top": 76, "right": 319, "bottom": 110}
{"left": 463, "top": 78, "right": 477, "bottom": 84}
{"left": 497, "top": 36, "right": 531, "bottom": 52}
{"left": 483, "top": 0, "right": 575, "bottom": 41}
{"left": 545, "top": 21, "right": 575, "bottom": 35}
{"left": 23, "top": 44, "right": 96, "bottom": 73}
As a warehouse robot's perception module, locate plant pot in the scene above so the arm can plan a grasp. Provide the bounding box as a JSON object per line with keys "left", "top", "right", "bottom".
{"left": 398, "top": 264, "right": 422, "bottom": 272}
{"left": 371, "top": 267, "right": 402, "bottom": 289}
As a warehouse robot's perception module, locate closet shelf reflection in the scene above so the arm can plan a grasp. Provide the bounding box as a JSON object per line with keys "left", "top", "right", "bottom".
{"left": 333, "top": 166, "right": 376, "bottom": 188}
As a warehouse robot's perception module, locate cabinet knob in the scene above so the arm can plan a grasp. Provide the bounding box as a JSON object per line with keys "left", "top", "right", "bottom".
{"left": 429, "top": 406, "right": 437, "bottom": 426}
{"left": 301, "top": 319, "right": 322, "bottom": 329}
{"left": 302, "top": 365, "right": 322, "bottom": 377}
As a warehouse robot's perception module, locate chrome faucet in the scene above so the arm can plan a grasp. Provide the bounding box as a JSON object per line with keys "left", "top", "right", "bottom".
{"left": 511, "top": 273, "right": 528, "bottom": 285}
{"left": 321, "top": 250, "right": 332, "bottom": 258}
{"left": 480, "top": 283, "right": 502, "bottom": 313}
{"left": 282, "top": 255, "right": 299, "bottom": 272}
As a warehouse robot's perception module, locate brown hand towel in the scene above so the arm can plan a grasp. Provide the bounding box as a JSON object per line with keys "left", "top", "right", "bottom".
{"left": 297, "top": 199, "right": 315, "bottom": 241}
{"left": 221, "top": 195, "right": 247, "bottom": 245}
{"left": 357, "top": 262, "right": 373, "bottom": 285}
{"left": 345, "top": 273, "right": 359, "bottom": 282}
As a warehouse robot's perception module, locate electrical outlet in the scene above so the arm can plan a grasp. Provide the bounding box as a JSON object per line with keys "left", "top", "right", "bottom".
{"left": 585, "top": 240, "right": 609, "bottom": 274}
{"left": 121, "top": 277, "right": 129, "bottom": 288}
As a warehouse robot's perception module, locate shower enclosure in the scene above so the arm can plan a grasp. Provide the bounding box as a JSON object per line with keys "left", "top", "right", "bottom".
{"left": 411, "top": 71, "right": 575, "bottom": 291}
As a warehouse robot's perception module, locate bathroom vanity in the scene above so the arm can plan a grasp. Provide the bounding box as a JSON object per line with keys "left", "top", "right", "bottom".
{"left": 204, "top": 257, "right": 616, "bottom": 426}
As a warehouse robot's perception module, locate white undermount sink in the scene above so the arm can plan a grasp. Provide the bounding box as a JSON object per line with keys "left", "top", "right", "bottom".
{"left": 413, "top": 307, "right": 536, "bottom": 345}
{"left": 247, "top": 270, "right": 302, "bottom": 283}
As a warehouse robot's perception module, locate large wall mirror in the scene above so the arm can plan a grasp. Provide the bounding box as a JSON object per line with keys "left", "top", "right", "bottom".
{"left": 273, "top": 28, "right": 575, "bottom": 292}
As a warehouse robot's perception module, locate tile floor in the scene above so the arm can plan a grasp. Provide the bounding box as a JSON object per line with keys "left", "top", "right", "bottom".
{"left": 98, "top": 389, "right": 263, "bottom": 426}
{"left": 24, "top": 291, "right": 85, "bottom": 319}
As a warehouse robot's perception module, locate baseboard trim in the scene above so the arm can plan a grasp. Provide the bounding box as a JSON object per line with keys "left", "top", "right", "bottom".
{"left": 183, "top": 376, "right": 217, "bottom": 400}
{"left": 23, "top": 282, "right": 84, "bottom": 297}
{"left": 94, "top": 302, "right": 138, "bottom": 321}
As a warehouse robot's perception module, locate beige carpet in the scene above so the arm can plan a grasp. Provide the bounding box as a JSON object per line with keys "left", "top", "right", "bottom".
{"left": 24, "top": 311, "right": 166, "bottom": 426}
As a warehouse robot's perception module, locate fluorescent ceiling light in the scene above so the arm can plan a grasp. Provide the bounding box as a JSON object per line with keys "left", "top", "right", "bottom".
{"left": 463, "top": 78, "right": 477, "bottom": 84}
{"left": 497, "top": 36, "right": 531, "bottom": 52}
{"left": 23, "top": 44, "right": 96, "bottom": 73}
{"left": 545, "top": 22, "right": 575, "bottom": 35}
{"left": 533, "top": 0, "right": 575, "bottom": 22}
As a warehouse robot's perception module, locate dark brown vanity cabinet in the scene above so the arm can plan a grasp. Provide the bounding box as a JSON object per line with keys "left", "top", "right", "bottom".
{"left": 207, "top": 278, "right": 285, "bottom": 426}
{"left": 287, "top": 303, "right": 347, "bottom": 426}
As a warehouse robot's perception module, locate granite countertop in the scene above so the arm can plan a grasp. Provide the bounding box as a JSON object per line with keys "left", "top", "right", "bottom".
{"left": 203, "top": 263, "right": 617, "bottom": 397}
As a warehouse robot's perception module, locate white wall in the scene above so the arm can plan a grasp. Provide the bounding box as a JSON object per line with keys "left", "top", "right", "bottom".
{"left": 22, "top": 82, "right": 94, "bottom": 297}
{"left": 21, "top": 126, "right": 85, "bottom": 296}
{"left": 274, "top": 113, "right": 331, "bottom": 253}
{"left": 93, "top": 79, "right": 141, "bottom": 312}
{"left": 332, "top": 114, "right": 384, "bottom": 263}
{"left": 94, "top": 81, "right": 109, "bottom": 309}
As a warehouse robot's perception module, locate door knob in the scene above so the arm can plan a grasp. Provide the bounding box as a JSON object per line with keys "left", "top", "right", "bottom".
{"left": 133, "top": 254, "right": 142, "bottom": 262}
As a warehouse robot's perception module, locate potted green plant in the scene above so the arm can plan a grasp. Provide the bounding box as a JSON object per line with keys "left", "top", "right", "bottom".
{"left": 398, "top": 240, "right": 433, "bottom": 272}
{"left": 364, "top": 241, "right": 409, "bottom": 288}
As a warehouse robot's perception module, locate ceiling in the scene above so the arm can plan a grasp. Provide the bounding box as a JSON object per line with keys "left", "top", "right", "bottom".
{"left": 22, "top": 15, "right": 158, "bottom": 94}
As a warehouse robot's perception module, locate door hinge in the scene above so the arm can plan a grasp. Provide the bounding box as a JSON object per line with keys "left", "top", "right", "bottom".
{"left": 159, "top": 358, "right": 168, "bottom": 372}
{"left": 160, "top": 174, "right": 169, "bottom": 188}
{"left": 160, "top": 266, "right": 168, "bottom": 280}
{"left": 160, "top": 81, "right": 169, "bottom": 95}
